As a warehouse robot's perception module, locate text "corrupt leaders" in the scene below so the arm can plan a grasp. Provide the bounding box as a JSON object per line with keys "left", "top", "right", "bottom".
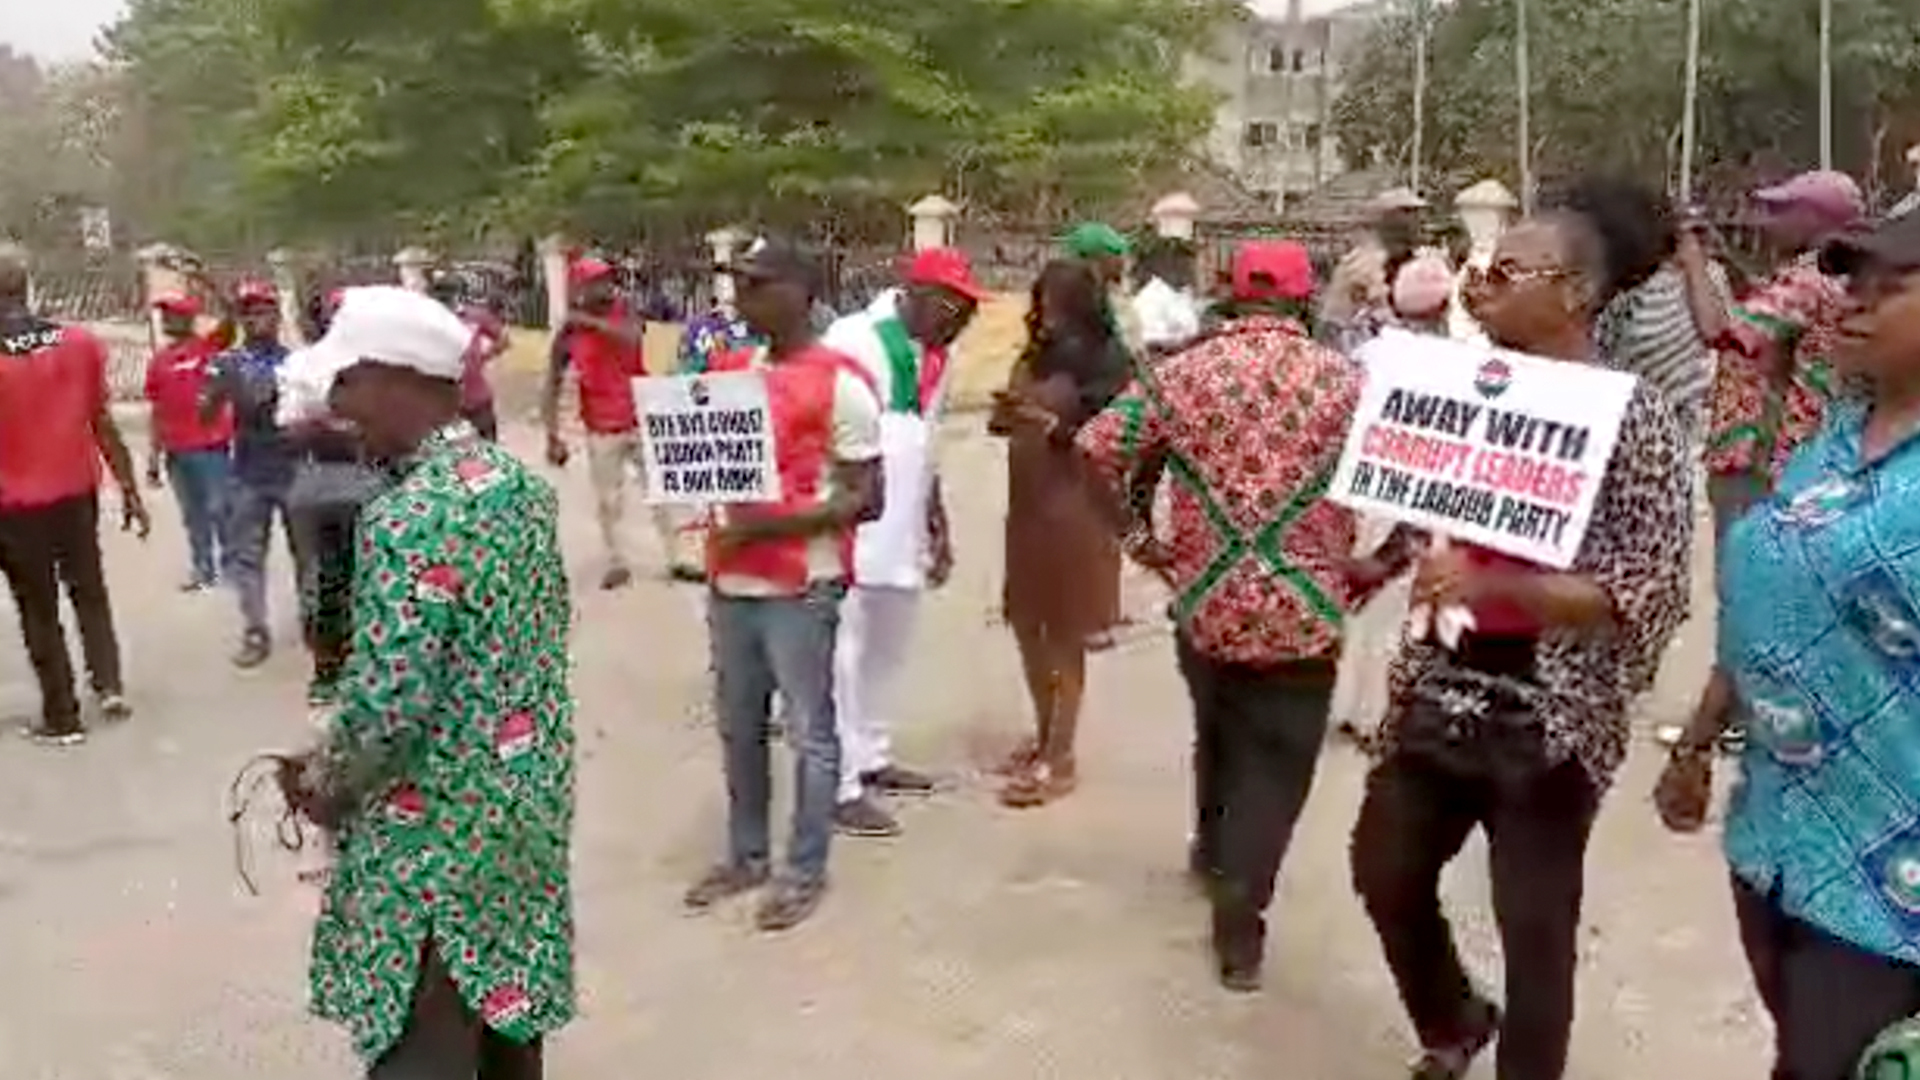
{"left": 1345, "top": 388, "right": 1596, "bottom": 549}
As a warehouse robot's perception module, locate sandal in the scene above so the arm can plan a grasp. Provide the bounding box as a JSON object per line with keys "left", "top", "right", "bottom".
{"left": 1000, "top": 761, "right": 1078, "bottom": 808}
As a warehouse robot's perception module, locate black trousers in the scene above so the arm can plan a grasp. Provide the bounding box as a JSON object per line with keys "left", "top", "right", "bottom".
{"left": 1732, "top": 875, "right": 1920, "bottom": 1080}
{"left": 1350, "top": 752, "right": 1600, "bottom": 1080}
{"left": 367, "top": 948, "right": 544, "bottom": 1080}
{"left": 1177, "top": 635, "right": 1334, "bottom": 928}
{"left": 0, "top": 493, "right": 121, "bottom": 728}
{"left": 287, "top": 500, "right": 358, "bottom": 681}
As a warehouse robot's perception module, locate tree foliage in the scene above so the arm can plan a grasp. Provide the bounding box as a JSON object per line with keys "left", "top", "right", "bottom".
{"left": 1332, "top": 0, "right": 1920, "bottom": 205}
{"left": 96, "top": 0, "right": 1236, "bottom": 248}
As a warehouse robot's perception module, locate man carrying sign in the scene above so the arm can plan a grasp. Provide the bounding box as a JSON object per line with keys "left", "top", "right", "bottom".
{"left": 683, "top": 240, "right": 884, "bottom": 932}
{"left": 819, "top": 248, "right": 984, "bottom": 837}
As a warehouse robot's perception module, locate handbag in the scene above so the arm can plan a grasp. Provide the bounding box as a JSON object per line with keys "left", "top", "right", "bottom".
{"left": 1395, "top": 636, "right": 1553, "bottom": 790}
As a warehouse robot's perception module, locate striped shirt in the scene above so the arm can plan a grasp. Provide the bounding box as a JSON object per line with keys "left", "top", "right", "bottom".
{"left": 1596, "top": 262, "right": 1726, "bottom": 448}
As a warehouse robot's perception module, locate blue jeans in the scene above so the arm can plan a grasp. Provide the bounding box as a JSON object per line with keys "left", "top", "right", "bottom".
{"left": 227, "top": 479, "right": 306, "bottom": 638}
{"left": 166, "top": 447, "right": 231, "bottom": 583}
{"left": 707, "top": 582, "right": 845, "bottom": 885}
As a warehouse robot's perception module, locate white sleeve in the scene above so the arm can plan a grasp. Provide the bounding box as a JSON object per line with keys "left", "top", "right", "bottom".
{"left": 831, "top": 369, "right": 883, "bottom": 463}
{"left": 275, "top": 352, "right": 330, "bottom": 427}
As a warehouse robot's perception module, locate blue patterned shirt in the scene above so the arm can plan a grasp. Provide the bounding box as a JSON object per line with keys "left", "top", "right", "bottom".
{"left": 1721, "top": 396, "right": 1920, "bottom": 963}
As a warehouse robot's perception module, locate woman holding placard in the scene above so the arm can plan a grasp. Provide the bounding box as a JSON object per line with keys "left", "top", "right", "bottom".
{"left": 1349, "top": 212, "right": 1693, "bottom": 1080}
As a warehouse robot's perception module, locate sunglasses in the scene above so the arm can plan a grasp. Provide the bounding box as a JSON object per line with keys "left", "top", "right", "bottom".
{"left": 1468, "top": 263, "right": 1570, "bottom": 290}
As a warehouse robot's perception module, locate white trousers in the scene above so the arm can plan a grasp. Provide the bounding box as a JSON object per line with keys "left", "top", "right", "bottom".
{"left": 834, "top": 585, "right": 922, "bottom": 802}
{"left": 584, "top": 430, "right": 697, "bottom": 573}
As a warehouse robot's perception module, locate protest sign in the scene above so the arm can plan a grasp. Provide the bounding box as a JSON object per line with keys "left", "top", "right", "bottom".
{"left": 1329, "top": 329, "right": 1638, "bottom": 569}
{"left": 634, "top": 372, "right": 781, "bottom": 504}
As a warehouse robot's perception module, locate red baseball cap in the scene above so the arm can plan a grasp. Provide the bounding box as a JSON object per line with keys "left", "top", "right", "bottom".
{"left": 151, "top": 291, "right": 202, "bottom": 316}
{"left": 1231, "top": 241, "right": 1315, "bottom": 302}
{"left": 233, "top": 280, "right": 279, "bottom": 305}
{"left": 904, "top": 247, "right": 987, "bottom": 302}
{"left": 568, "top": 257, "right": 614, "bottom": 287}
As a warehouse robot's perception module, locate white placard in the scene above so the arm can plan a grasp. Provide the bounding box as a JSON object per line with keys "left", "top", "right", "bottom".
{"left": 634, "top": 372, "right": 781, "bottom": 505}
{"left": 1330, "top": 329, "right": 1638, "bottom": 569}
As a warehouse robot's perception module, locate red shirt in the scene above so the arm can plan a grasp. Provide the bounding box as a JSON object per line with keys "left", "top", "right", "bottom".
{"left": 144, "top": 335, "right": 233, "bottom": 452}
{"left": 1462, "top": 545, "right": 1545, "bottom": 636}
{"left": 1077, "top": 315, "right": 1362, "bottom": 666}
{"left": 0, "top": 318, "right": 108, "bottom": 508}
{"left": 568, "top": 305, "right": 643, "bottom": 434}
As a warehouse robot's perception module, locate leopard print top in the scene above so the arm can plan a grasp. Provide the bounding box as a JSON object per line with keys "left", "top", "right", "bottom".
{"left": 1379, "top": 379, "right": 1695, "bottom": 790}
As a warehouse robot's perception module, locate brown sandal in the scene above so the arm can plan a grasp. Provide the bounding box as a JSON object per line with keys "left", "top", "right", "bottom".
{"left": 999, "top": 762, "right": 1078, "bottom": 808}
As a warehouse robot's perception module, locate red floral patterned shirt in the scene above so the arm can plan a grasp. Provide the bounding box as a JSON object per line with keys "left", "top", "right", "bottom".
{"left": 1077, "top": 315, "right": 1363, "bottom": 666}
{"left": 1704, "top": 254, "right": 1846, "bottom": 482}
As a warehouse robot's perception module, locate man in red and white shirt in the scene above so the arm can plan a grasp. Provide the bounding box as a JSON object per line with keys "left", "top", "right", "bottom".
{"left": 681, "top": 239, "right": 883, "bottom": 932}
{"left": 0, "top": 244, "right": 151, "bottom": 744}
{"left": 818, "top": 248, "right": 983, "bottom": 837}
{"left": 144, "top": 290, "right": 233, "bottom": 590}
{"left": 541, "top": 257, "right": 698, "bottom": 587}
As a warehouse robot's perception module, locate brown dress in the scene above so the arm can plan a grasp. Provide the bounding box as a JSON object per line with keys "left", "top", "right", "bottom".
{"left": 997, "top": 361, "right": 1123, "bottom": 643}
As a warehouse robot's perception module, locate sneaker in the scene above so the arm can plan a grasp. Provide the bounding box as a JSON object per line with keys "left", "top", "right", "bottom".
{"left": 755, "top": 877, "right": 826, "bottom": 932}
{"left": 600, "top": 566, "right": 633, "bottom": 591}
{"left": 668, "top": 564, "right": 706, "bottom": 585}
{"left": 232, "top": 630, "right": 271, "bottom": 669}
{"left": 834, "top": 797, "right": 902, "bottom": 838}
{"left": 1409, "top": 1000, "right": 1501, "bottom": 1080}
{"left": 683, "top": 863, "right": 770, "bottom": 911}
{"left": 862, "top": 764, "right": 937, "bottom": 796}
{"left": 179, "top": 575, "right": 215, "bottom": 593}
{"left": 24, "top": 720, "right": 86, "bottom": 747}
{"left": 94, "top": 691, "right": 132, "bottom": 723}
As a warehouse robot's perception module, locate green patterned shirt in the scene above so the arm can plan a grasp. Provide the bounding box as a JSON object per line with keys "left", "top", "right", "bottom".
{"left": 309, "top": 422, "right": 576, "bottom": 1061}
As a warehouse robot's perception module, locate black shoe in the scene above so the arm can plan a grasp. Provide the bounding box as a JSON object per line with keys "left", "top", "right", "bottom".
{"left": 756, "top": 877, "right": 827, "bottom": 932}
{"left": 1210, "top": 904, "right": 1266, "bottom": 994}
{"left": 862, "top": 764, "right": 937, "bottom": 796}
{"left": 232, "top": 630, "right": 271, "bottom": 669}
{"left": 600, "top": 567, "right": 633, "bottom": 591}
{"left": 683, "top": 862, "right": 770, "bottom": 911}
{"left": 834, "top": 797, "right": 903, "bottom": 838}
{"left": 94, "top": 689, "right": 132, "bottom": 723}
{"left": 1409, "top": 1000, "right": 1501, "bottom": 1080}
{"left": 668, "top": 564, "right": 706, "bottom": 584}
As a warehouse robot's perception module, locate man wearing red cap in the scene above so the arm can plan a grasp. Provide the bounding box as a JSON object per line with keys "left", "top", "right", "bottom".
{"left": 144, "top": 291, "right": 233, "bottom": 591}
{"left": 203, "top": 279, "right": 305, "bottom": 669}
{"left": 815, "top": 247, "right": 983, "bottom": 836}
{"left": 1078, "top": 240, "right": 1405, "bottom": 992}
{"left": 541, "top": 256, "right": 698, "bottom": 586}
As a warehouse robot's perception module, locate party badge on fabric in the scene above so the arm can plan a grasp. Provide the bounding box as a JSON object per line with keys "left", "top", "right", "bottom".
{"left": 454, "top": 455, "right": 503, "bottom": 494}
{"left": 1773, "top": 473, "right": 1865, "bottom": 530}
{"left": 415, "top": 564, "right": 463, "bottom": 605}
{"left": 480, "top": 983, "right": 534, "bottom": 1036}
{"left": 387, "top": 785, "right": 427, "bottom": 825}
{"left": 496, "top": 711, "right": 537, "bottom": 764}
{"left": 1864, "top": 831, "right": 1920, "bottom": 932}
{"left": 1747, "top": 694, "right": 1825, "bottom": 767}
{"left": 1842, "top": 566, "right": 1920, "bottom": 664}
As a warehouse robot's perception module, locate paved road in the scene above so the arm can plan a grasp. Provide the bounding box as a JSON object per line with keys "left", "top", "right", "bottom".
{"left": 0, "top": 422, "right": 1767, "bottom": 1080}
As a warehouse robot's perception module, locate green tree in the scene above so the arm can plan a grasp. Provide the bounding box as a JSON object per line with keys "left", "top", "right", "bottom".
{"left": 1333, "top": 0, "right": 1920, "bottom": 205}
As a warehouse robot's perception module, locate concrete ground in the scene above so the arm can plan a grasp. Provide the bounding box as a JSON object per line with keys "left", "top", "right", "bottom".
{"left": 0, "top": 420, "right": 1768, "bottom": 1080}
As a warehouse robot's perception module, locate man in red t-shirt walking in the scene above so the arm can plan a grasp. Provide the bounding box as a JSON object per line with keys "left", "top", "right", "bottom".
{"left": 144, "top": 291, "right": 234, "bottom": 590}
{"left": 540, "top": 257, "right": 697, "bottom": 587}
{"left": 0, "top": 245, "right": 152, "bottom": 744}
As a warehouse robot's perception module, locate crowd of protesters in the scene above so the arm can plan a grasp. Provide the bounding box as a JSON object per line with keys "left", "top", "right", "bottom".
{"left": 2, "top": 156, "right": 1916, "bottom": 1080}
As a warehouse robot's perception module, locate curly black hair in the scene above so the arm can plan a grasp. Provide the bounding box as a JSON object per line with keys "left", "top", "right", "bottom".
{"left": 1546, "top": 176, "right": 1677, "bottom": 305}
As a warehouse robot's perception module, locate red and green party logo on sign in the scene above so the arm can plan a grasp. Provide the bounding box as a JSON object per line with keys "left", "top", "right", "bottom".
{"left": 1474, "top": 358, "right": 1513, "bottom": 399}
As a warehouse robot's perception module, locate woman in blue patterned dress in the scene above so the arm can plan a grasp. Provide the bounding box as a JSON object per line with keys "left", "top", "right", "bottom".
{"left": 1657, "top": 210, "right": 1920, "bottom": 1080}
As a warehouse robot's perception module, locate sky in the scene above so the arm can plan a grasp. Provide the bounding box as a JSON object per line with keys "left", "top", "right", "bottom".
{"left": 4, "top": 0, "right": 1362, "bottom": 62}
